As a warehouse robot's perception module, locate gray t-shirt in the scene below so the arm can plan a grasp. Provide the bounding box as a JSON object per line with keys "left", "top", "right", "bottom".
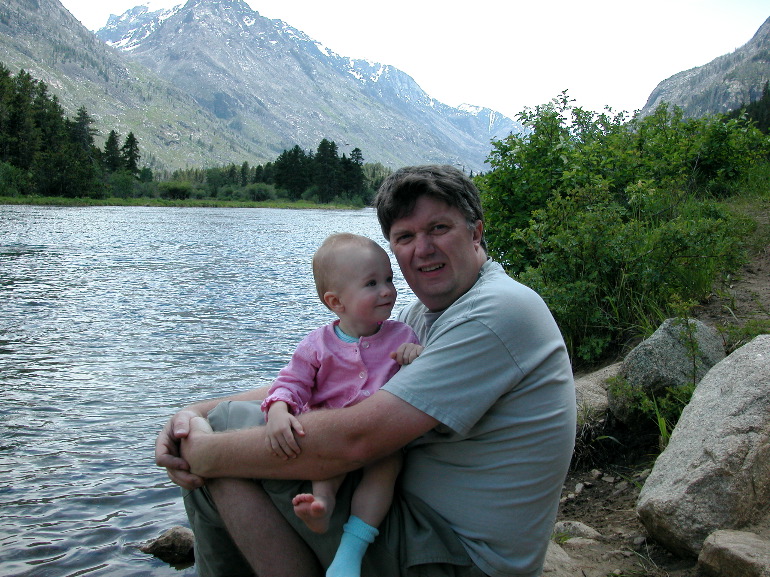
{"left": 383, "top": 260, "right": 576, "bottom": 577}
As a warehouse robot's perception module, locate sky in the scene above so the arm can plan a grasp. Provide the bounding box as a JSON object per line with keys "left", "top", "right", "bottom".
{"left": 58, "top": 0, "right": 770, "bottom": 120}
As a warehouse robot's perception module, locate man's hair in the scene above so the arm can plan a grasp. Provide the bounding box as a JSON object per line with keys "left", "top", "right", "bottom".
{"left": 373, "top": 164, "right": 486, "bottom": 250}
{"left": 312, "top": 233, "right": 386, "bottom": 306}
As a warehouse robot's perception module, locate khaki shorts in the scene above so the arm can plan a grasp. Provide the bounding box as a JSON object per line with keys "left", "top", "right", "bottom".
{"left": 183, "top": 400, "right": 487, "bottom": 577}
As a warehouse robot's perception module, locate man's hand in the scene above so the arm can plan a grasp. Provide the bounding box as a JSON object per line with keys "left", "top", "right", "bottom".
{"left": 155, "top": 409, "right": 206, "bottom": 491}
{"left": 391, "top": 343, "right": 424, "bottom": 366}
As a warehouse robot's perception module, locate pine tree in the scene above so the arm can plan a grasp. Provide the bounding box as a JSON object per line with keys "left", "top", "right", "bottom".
{"left": 121, "top": 132, "right": 140, "bottom": 175}
{"left": 104, "top": 130, "right": 123, "bottom": 172}
{"left": 313, "top": 138, "right": 340, "bottom": 202}
{"left": 274, "top": 145, "right": 311, "bottom": 199}
{"left": 61, "top": 106, "right": 99, "bottom": 196}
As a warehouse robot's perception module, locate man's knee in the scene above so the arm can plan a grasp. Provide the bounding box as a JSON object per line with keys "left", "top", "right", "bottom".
{"left": 207, "top": 400, "right": 265, "bottom": 432}
{"left": 183, "top": 485, "right": 254, "bottom": 577}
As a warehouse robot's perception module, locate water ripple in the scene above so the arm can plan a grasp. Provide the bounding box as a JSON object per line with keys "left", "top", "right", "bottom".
{"left": 0, "top": 205, "right": 413, "bottom": 576}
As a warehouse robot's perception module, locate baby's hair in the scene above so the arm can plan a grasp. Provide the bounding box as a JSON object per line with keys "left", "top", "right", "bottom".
{"left": 312, "top": 233, "right": 386, "bottom": 306}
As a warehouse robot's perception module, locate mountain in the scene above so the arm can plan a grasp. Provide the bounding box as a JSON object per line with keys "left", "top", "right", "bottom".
{"left": 0, "top": 0, "right": 522, "bottom": 173}
{"left": 96, "top": 0, "right": 522, "bottom": 172}
{"left": 641, "top": 16, "right": 770, "bottom": 117}
{"left": 0, "top": 0, "right": 262, "bottom": 170}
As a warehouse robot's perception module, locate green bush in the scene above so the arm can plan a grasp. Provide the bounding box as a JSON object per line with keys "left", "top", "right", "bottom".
{"left": 478, "top": 92, "right": 766, "bottom": 365}
{"left": 0, "top": 161, "right": 29, "bottom": 195}
{"left": 158, "top": 181, "right": 192, "bottom": 200}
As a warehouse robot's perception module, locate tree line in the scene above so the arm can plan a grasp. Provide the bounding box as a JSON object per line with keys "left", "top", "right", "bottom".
{"left": 0, "top": 64, "right": 147, "bottom": 198}
{"left": 160, "top": 139, "right": 391, "bottom": 206}
{"left": 0, "top": 63, "right": 391, "bottom": 205}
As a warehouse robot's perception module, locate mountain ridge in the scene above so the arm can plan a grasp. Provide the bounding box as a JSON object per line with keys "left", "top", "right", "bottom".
{"left": 0, "top": 0, "right": 523, "bottom": 173}
{"left": 96, "top": 0, "right": 522, "bottom": 172}
{"left": 0, "top": 0, "right": 259, "bottom": 170}
{"left": 641, "top": 15, "right": 770, "bottom": 117}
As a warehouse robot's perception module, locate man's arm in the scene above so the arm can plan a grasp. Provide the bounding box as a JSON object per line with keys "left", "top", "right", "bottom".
{"left": 155, "top": 386, "right": 270, "bottom": 490}
{"left": 182, "top": 389, "right": 438, "bottom": 481}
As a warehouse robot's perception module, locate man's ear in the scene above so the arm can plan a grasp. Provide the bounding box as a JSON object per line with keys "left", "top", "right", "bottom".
{"left": 472, "top": 219, "right": 484, "bottom": 247}
{"left": 324, "top": 291, "right": 344, "bottom": 313}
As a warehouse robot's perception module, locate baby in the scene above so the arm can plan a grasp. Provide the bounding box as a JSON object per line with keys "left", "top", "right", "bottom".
{"left": 261, "top": 233, "right": 422, "bottom": 577}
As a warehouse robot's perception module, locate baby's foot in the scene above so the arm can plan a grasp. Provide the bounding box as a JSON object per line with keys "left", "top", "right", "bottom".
{"left": 292, "top": 493, "right": 334, "bottom": 534}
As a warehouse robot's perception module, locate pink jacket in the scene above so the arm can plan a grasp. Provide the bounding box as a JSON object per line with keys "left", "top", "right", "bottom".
{"left": 261, "top": 319, "right": 419, "bottom": 416}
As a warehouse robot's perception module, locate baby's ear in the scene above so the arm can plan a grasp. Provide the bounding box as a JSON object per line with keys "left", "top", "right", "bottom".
{"left": 323, "top": 291, "right": 343, "bottom": 313}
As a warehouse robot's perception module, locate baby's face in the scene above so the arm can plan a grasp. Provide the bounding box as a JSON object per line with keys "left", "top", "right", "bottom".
{"left": 333, "top": 246, "right": 397, "bottom": 328}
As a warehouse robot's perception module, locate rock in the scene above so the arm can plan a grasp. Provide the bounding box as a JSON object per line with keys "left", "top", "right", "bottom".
{"left": 574, "top": 362, "right": 620, "bottom": 416}
{"left": 139, "top": 525, "right": 195, "bottom": 565}
{"left": 698, "top": 530, "right": 770, "bottom": 577}
{"left": 609, "top": 318, "right": 725, "bottom": 423}
{"left": 554, "top": 520, "right": 603, "bottom": 540}
{"left": 636, "top": 335, "right": 770, "bottom": 556}
{"left": 561, "top": 537, "right": 600, "bottom": 549}
{"left": 541, "top": 541, "right": 579, "bottom": 576}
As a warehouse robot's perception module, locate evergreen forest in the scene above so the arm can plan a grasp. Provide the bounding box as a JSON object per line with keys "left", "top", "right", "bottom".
{"left": 0, "top": 65, "right": 389, "bottom": 206}
{"left": 0, "top": 65, "right": 147, "bottom": 198}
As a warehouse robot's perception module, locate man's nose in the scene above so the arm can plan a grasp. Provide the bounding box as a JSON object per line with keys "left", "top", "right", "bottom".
{"left": 415, "top": 233, "right": 434, "bottom": 256}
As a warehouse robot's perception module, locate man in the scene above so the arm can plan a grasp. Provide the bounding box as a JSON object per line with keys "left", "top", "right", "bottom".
{"left": 156, "top": 165, "right": 576, "bottom": 577}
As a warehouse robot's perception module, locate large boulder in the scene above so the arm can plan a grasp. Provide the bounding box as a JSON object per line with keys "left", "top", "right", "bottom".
{"left": 609, "top": 318, "right": 725, "bottom": 423}
{"left": 636, "top": 335, "right": 770, "bottom": 556}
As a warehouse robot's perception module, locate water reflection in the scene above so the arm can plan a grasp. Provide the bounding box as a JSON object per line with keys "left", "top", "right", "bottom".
{"left": 0, "top": 205, "right": 409, "bottom": 576}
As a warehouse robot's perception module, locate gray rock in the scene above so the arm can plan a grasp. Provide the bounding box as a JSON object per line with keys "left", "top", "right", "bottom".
{"left": 541, "top": 541, "right": 579, "bottom": 576}
{"left": 698, "top": 530, "right": 770, "bottom": 577}
{"left": 610, "top": 318, "right": 725, "bottom": 423}
{"left": 636, "top": 335, "right": 770, "bottom": 556}
{"left": 574, "top": 362, "right": 619, "bottom": 417}
{"left": 553, "top": 520, "right": 603, "bottom": 540}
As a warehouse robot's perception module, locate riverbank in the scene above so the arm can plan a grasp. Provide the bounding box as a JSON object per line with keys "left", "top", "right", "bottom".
{"left": 0, "top": 195, "right": 360, "bottom": 210}
{"left": 554, "top": 238, "right": 770, "bottom": 576}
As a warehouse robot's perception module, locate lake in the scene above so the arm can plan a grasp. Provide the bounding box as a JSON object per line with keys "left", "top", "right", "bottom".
{"left": 0, "top": 205, "right": 412, "bottom": 576}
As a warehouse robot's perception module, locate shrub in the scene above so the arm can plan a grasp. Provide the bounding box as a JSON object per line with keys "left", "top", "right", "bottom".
{"left": 478, "top": 93, "right": 764, "bottom": 364}
{"left": 158, "top": 181, "right": 192, "bottom": 200}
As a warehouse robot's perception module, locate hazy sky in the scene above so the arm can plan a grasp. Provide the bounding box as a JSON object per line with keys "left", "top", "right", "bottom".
{"left": 58, "top": 0, "right": 769, "bottom": 119}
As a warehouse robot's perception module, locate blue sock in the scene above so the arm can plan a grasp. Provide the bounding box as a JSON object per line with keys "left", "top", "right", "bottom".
{"left": 326, "top": 515, "right": 379, "bottom": 577}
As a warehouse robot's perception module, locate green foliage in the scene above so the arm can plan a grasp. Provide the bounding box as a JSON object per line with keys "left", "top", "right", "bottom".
{"left": 159, "top": 181, "right": 192, "bottom": 200}
{"left": 0, "top": 160, "right": 29, "bottom": 195}
{"left": 273, "top": 140, "right": 369, "bottom": 203}
{"left": 478, "top": 92, "right": 766, "bottom": 364}
{"left": 0, "top": 64, "right": 149, "bottom": 197}
{"left": 607, "top": 375, "right": 696, "bottom": 447}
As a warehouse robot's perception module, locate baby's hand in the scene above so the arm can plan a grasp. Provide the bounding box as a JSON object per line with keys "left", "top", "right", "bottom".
{"left": 391, "top": 343, "right": 424, "bottom": 365}
{"left": 266, "top": 405, "right": 305, "bottom": 459}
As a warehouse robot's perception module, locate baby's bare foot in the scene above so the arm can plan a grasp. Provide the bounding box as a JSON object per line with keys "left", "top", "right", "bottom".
{"left": 292, "top": 493, "right": 334, "bottom": 534}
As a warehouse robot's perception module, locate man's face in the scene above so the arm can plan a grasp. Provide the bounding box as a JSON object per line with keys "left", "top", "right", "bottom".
{"left": 388, "top": 195, "right": 484, "bottom": 312}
